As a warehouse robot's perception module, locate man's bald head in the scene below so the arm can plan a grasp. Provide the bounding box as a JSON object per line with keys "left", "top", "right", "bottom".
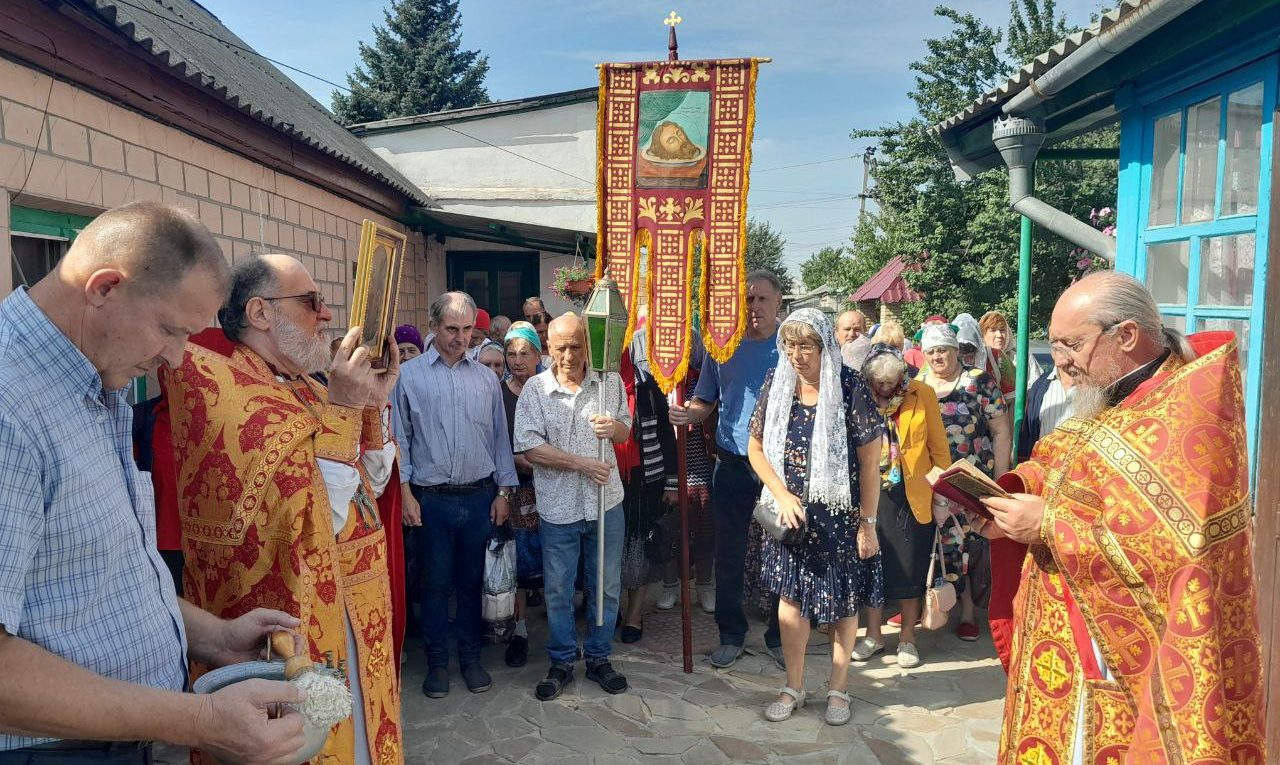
{"left": 547, "top": 313, "right": 588, "bottom": 381}
{"left": 548, "top": 313, "right": 582, "bottom": 339}
{"left": 64, "top": 201, "right": 229, "bottom": 298}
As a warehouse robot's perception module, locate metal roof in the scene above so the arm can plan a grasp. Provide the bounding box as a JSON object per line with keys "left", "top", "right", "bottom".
{"left": 349, "top": 88, "right": 598, "bottom": 135}
{"left": 934, "top": 0, "right": 1156, "bottom": 135}
{"left": 81, "top": 0, "right": 429, "bottom": 205}
{"left": 849, "top": 256, "right": 921, "bottom": 304}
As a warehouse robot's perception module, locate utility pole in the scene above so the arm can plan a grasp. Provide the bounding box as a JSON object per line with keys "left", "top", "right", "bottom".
{"left": 857, "top": 146, "right": 877, "bottom": 224}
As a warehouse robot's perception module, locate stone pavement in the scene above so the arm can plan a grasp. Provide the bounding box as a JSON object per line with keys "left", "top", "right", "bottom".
{"left": 157, "top": 595, "right": 1007, "bottom": 764}
{"left": 398, "top": 597, "right": 1007, "bottom": 765}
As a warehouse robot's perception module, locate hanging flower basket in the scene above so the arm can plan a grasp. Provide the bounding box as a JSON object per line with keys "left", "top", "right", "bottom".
{"left": 551, "top": 264, "right": 596, "bottom": 307}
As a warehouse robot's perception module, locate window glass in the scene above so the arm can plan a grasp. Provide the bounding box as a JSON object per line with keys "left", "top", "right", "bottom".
{"left": 1148, "top": 111, "right": 1182, "bottom": 227}
{"left": 1222, "top": 82, "right": 1264, "bottom": 217}
{"left": 1199, "top": 234, "right": 1255, "bottom": 307}
{"left": 1146, "top": 241, "right": 1190, "bottom": 304}
{"left": 1198, "top": 317, "right": 1250, "bottom": 380}
{"left": 10, "top": 235, "right": 68, "bottom": 288}
{"left": 1181, "top": 96, "right": 1221, "bottom": 224}
{"left": 1160, "top": 314, "right": 1186, "bottom": 333}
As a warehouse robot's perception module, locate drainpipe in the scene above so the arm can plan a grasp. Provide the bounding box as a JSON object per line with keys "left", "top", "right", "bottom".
{"left": 993, "top": 116, "right": 1117, "bottom": 262}
{"left": 1002, "top": 0, "right": 1203, "bottom": 116}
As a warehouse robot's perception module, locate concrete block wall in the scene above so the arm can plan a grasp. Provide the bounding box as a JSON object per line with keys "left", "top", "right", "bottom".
{"left": 0, "top": 57, "right": 439, "bottom": 334}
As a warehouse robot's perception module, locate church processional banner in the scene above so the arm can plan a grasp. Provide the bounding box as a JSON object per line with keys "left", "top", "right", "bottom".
{"left": 595, "top": 58, "right": 760, "bottom": 393}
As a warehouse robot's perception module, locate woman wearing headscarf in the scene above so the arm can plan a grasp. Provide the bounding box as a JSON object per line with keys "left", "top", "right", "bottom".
{"left": 500, "top": 321, "right": 544, "bottom": 668}
{"left": 977, "top": 310, "right": 1041, "bottom": 395}
{"left": 851, "top": 344, "right": 951, "bottom": 669}
{"left": 747, "top": 308, "right": 884, "bottom": 726}
{"left": 915, "top": 322, "right": 1011, "bottom": 641}
{"left": 394, "top": 324, "right": 424, "bottom": 362}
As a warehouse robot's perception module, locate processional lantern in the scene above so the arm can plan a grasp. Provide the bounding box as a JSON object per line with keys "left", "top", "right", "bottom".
{"left": 584, "top": 277, "right": 629, "bottom": 373}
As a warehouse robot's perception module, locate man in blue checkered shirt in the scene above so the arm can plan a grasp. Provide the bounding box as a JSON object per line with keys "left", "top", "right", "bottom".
{"left": 0, "top": 203, "right": 307, "bottom": 764}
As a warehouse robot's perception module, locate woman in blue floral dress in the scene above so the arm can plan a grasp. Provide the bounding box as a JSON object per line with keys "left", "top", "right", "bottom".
{"left": 747, "top": 309, "right": 884, "bottom": 726}
{"left": 914, "top": 322, "right": 1011, "bottom": 641}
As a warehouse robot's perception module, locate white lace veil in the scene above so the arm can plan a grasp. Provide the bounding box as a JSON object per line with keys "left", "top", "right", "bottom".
{"left": 761, "top": 308, "right": 852, "bottom": 515}
{"left": 953, "top": 312, "right": 995, "bottom": 377}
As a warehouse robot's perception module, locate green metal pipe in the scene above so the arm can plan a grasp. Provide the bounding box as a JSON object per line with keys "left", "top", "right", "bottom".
{"left": 1011, "top": 169, "right": 1034, "bottom": 466}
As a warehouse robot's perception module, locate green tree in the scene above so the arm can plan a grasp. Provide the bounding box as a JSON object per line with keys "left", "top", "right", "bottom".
{"left": 744, "top": 218, "right": 796, "bottom": 293}
{"left": 839, "top": 2, "right": 1116, "bottom": 334}
{"left": 799, "top": 245, "right": 848, "bottom": 291}
{"left": 332, "top": 0, "right": 489, "bottom": 124}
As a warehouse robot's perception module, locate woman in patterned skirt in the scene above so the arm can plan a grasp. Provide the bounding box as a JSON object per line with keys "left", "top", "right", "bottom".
{"left": 915, "top": 322, "right": 1011, "bottom": 642}
{"left": 747, "top": 308, "right": 884, "bottom": 726}
{"left": 500, "top": 322, "right": 544, "bottom": 668}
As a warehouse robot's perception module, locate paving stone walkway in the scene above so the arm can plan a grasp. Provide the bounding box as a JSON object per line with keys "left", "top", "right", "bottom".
{"left": 399, "top": 597, "right": 1007, "bottom": 765}
{"left": 157, "top": 595, "right": 1006, "bottom": 764}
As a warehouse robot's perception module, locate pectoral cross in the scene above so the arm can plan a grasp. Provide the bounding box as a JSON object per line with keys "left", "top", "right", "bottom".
{"left": 664, "top": 10, "right": 682, "bottom": 61}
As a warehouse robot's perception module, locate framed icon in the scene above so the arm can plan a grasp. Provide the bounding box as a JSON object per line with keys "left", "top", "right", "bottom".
{"left": 351, "top": 220, "right": 406, "bottom": 368}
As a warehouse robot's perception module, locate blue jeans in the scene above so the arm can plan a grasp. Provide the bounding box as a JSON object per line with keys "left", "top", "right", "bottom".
{"left": 712, "top": 454, "right": 781, "bottom": 648}
{"left": 412, "top": 484, "right": 494, "bottom": 669}
{"left": 540, "top": 506, "right": 624, "bottom": 665}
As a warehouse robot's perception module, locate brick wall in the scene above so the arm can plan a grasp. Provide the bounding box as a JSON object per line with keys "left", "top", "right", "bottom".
{"left": 0, "top": 56, "right": 439, "bottom": 334}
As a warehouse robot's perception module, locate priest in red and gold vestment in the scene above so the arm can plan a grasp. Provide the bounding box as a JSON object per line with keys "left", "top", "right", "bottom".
{"left": 982, "top": 272, "right": 1265, "bottom": 765}
{"left": 168, "top": 254, "right": 403, "bottom": 765}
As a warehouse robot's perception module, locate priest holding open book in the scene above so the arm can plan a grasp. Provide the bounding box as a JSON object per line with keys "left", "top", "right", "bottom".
{"left": 973, "top": 272, "right": 1265, "bottom": 765}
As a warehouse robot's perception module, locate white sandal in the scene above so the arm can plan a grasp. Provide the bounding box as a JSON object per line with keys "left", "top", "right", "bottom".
{"left": 764, "top": 686, "right": 806, "bottom": 722}
{"left": 825, "top": 689, "right": 852, "bottom": 726}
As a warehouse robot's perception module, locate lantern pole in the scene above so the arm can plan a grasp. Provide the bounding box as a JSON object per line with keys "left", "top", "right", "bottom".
{"left": 596, "top": 375, "right": 607, "bottom": 627}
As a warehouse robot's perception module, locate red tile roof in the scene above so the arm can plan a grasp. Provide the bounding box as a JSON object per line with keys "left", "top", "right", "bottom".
{"left": 849, "top": 256, "right": 922, "bottom": 304}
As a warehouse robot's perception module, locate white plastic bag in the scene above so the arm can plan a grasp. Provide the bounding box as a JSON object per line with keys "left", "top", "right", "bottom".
{"left": 482, "top": 526, "right": 516, "bottom": 623}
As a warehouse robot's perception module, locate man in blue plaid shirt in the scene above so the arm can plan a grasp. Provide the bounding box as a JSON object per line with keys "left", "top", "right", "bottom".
{"left": 0, "top": 203, "right": 306, "bottom": 764}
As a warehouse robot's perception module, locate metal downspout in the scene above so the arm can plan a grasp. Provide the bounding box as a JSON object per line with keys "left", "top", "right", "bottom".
{"left": 1002, "top": 0, "right": 1204, "bottom": 116}
{"left": 994, "top": 116, "right": 1118, "bottom": 262}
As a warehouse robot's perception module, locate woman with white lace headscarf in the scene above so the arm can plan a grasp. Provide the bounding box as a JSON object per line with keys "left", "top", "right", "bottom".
{"left": 746, "top": 308, "right": 884, "bottom": 727}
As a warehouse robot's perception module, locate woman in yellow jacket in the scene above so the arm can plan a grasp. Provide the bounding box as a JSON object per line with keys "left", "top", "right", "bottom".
{"left": 851, "top": 343, "right": 951, "bottom": 669}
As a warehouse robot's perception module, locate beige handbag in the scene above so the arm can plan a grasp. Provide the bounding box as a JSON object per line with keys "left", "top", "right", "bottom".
{"left": 921, "top": 528, "right": 956, "bottom": 630}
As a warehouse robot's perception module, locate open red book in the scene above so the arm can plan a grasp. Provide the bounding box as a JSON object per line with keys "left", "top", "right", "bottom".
{"left": 926, "top": 462, "right": 1007, "bottom": 520}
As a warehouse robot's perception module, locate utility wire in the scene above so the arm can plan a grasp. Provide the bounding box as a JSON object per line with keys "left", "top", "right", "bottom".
{"left": 753, "top": 156, "right": 853, "bottom": 173}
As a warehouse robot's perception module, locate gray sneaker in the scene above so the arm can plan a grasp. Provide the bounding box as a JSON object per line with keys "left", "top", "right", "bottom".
{"left": 709, "top": 644, "right": 744, "bottom": 668}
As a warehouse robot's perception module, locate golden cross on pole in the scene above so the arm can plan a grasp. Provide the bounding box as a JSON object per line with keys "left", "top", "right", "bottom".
{"left": 664, "top": 10, "right": 682, "bottom": 60}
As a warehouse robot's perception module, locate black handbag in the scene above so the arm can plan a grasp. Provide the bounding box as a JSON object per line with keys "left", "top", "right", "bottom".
{"left": 752, "top": 495, "right": 806, "bottom": 546}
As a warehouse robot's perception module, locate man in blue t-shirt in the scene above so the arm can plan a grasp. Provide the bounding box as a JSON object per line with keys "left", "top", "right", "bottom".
{"left": 670, "top": 270, "right": 784, "bottom": 668}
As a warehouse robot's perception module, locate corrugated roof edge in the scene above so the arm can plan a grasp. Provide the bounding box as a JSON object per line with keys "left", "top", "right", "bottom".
{"left": 933, "top": 0, "right": 1150, "bottom": 136}
{"left": 84, "top": 0, "right": 431, "bottom": 207}
{"left": 348, "top": 87, "right": 599, "bottom": 134}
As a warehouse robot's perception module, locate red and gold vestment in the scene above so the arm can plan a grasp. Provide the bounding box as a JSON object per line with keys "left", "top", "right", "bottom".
{"left": 169, "top": 344, "right": 402, "bottom": 765}
{"left": 997, "top": 333, "right": 1264, "bottom": 765}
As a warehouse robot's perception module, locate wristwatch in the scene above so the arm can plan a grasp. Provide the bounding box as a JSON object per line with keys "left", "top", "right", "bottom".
{"left": 860, "top": 517, "right": 878, "bottom": 526}
{"left": 497, "top": 488, "right": 514, "bottom": 500}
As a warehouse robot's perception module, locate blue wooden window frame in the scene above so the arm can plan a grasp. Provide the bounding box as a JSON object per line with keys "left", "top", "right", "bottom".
{"left": 1117, "top": 55, "right": 1276, "bottom": 468}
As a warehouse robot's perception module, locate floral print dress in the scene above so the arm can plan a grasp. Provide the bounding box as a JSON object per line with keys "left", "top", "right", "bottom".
{"left": 916, "top": 365, "right": 1006, "bottom": 598}
{"left": 749, "top": 366, "right": 885, "bottom": 623}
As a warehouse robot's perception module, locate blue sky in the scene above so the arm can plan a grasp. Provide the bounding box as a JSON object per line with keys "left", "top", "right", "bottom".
{"left": 205, "top": 0, "right": 1103, "bottom": 279}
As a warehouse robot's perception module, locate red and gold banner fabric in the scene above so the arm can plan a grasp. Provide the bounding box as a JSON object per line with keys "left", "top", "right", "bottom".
{"left": 596, "top": 58, "right": 759, "bottom": 392}
{"left": 169, "top": 345, "right": 402, "bottom": 765}
{"left": 997, "top": 333, "right": 1265, "bottom": 765}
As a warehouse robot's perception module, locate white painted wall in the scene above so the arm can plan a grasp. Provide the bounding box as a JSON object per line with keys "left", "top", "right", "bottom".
{"left": 362, "top": 100, "right": 597, "bottom": 233}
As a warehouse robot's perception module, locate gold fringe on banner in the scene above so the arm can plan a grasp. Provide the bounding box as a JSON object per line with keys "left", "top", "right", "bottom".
{"left": 623, "top": 226, "right": 649, "bottom": 350}
{"left": 699, "top": 59, "right": 759, "bottom": 365}
{"left": 593, "top": 64, "right": 609, "bottom": 280}
{"left": 646, "top": 228, "right": 700, "bottom": 395}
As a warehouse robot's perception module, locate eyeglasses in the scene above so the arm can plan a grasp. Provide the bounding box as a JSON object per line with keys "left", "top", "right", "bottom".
{"left": 1049, "top": 322, "right": 1119, "bottom": 359}
{"left": 263, "top": 292, "right": 325, "bottom": 313}
{"left": 782, "top": 340, "right": 819, "bottom": 356}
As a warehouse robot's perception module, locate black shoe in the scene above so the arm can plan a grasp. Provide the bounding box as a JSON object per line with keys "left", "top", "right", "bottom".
{"left": 505, "top": 635, "right": 529, "bottom": 667}
{"left": 422, "top": 667, "right": 449, "bottom": 698}
{"left": 535, "top": 664, "right": 574, "bottom": 701}
{"left": 620, "top": 625, "right": 643, "bottom": 643}
{"left": 526, "top": 589, "right": 544, "bottom": 608}
{"left": 461, "top": 663, "right": 492, "bottom": 693}
{"left": 585, "top": 659, "right": 628, "bottom": 694}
